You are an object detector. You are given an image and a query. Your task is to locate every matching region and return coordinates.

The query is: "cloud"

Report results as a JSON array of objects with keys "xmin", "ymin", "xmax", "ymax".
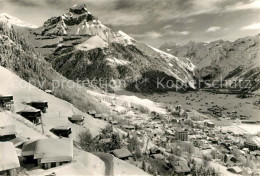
[
  {"xmin": 165, "ymin": 30, "xmax": 190, "ymax": 36},
  {"xmin": 99, "ymin": 12, "xmax": 144, "ymax": 26},
  {"xmin": 206, "ymin": 26, "xmax": 221, "ymax": 32},
  {"xmin": 226, "ymin": 0, "xmax": 260, "ymax": 11},
  {"xmin": 131, "ymin": 31, "xmax": 162, "ymax": 39},
  {"xmin": 241, "ymin": 22, "xmax": 260, "ymax": 30}
]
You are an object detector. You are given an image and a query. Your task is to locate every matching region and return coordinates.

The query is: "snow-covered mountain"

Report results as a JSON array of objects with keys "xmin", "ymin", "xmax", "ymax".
[
  {"xmin": 0, "ymin": 13, "xmax": 38, "ymax": 28},
  {"xmin": 28, "ymin": 4, "xmax": 196, "ymax": 92},
  {"xmin": 160, "ymin": 35, "xmax": 260, "ymax": 91}
]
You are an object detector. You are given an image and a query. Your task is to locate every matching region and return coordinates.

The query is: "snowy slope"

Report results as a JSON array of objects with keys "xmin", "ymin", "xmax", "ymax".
[
  {"xmin": 114, "ymin": 158, "xmax": 150, "ymax": 176},
  {"xmin": 0, "ymin": 66, "xmax": 106, "ymax": 138},
  {"xmin": 0, "ymin": 66, "xmax": 151, "ymax": 176},
  {"xmin": 0, "ymin": 13, "xmax": 37, "ymax": 28}
]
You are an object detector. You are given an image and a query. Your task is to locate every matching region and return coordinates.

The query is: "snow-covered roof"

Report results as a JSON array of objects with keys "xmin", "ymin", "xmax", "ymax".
[
  {"xmin": 71, "ymin": 115, "xmax": 84, "ymax": 121},
  {"xmin": 52, "ymin": 126, "xmax": 71, "ymax": 130},
  {"xmin": 227, "ymin": 166, "xmax": 242, "ymax": 174},
  {"xmin": 0, "ymin": 125, "xmax": 17, "ymax": 136},
  {"xmin": 0, "ymin": 142, "xmax": 20, "ymax": 171},
  {"xmin": 19, "ymin": 108, "xmax": 41, "ymax": 113},
  {"xmin": 34, "ymin": 138, "xmax": 73, "ymax": 163},
  {"xmin": 11, "ymin": 136, "xmax": 28, "ymax": 147},
  {"xmin": 111, "ymin": 148, "xmax": 132, "ymax": 159}
]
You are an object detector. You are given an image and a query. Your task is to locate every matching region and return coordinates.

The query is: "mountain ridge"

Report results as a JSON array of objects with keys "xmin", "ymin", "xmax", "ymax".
[
  {"xmin": 24, "ymin": 4, "xmax": 197, "ymax": 93},
  {"xmin": 160, "ymin": 34, "xmax": 260, "ymax": 91}
]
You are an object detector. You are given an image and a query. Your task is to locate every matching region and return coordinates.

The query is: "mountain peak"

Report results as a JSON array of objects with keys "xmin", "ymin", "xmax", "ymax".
[
  {"xmin": 0, "ymin": 13, "xmax": 38, "ymax": 28},
  {"xmin": 70, "ymin": 4, "xmax": 89, "ymax": 14}
]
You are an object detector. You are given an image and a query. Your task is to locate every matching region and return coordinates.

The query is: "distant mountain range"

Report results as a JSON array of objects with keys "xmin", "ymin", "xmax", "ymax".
[{"xmin": 160, "ymin": 35, "xmax": 260, "ymax": 92}]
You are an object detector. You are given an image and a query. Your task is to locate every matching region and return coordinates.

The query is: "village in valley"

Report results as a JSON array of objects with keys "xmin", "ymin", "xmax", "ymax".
[{"xmin": 0, "ymin": 67, "xmax": 260, "ymax": 176}]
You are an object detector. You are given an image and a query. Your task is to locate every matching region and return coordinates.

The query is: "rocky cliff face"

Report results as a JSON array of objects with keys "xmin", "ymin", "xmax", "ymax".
[
  {"xmin": 28, "ymin": 4, "xmax": 196, "ymax": 93},
  {"xmin": 160, "ymin": 35, "xmax": 260, "ymax": 91}
]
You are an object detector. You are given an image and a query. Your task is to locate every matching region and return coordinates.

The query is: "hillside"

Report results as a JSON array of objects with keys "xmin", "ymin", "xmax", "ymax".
[
  {"xmin": 0, "ymin": 66, "xmax": 149, "ymax": 176},
  {"xmin": 160, "ymin": 35, "xmax": 260, "ymax": 91},
  {"xmin": 25, "ymin": 4, "xmax": 196, "ymax": 93},
  {"xmin": 0, "ymin": 20, "xmax": 113, "ymax": 114}
]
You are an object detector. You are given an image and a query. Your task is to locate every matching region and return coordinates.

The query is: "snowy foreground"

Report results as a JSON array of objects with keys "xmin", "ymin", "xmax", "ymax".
[{"xmin": 0, "ymin": 66, "xmax": 149, "ymax": 176}]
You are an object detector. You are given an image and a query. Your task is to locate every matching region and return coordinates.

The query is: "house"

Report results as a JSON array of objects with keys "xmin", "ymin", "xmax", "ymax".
[
  {"xmin": 205, "ymin": 121, "xmax": 215, "ymax": 128},
  {"xmin": 34, "ymin": 138, "xmax": 73, "ymax": 169},
  {"xmin": 29, "ymin": 101, "xmax": 48, "ymax": 113},
  {"xmin": 110, "ymin": 148, "xmax": 133, "ymax": 160},
  {"xmin": 21, "ymin": 140, "xmax": 37, "ymax": 164},
  {"xmin": 150, "ymin": 147, "xmax": 161, "ymax": 154},
  {"xmin": 88, "ymin": 110, "xmax": 96, "ymax": 116},
  {"xmin": 98, "ymin": 138, "xmax": 111, "ymax": 144},
  {"xmin": 175, "ymin": 131, "xmax": 188, "ymax": 141},
  {"xmin": 227, "ymin": 166, "xmax": 242, "ymax": 174},
  {"xmin": 0, "ymin": 142, "xmax": 20, "ymax": 176},
  {"xmin": 110, "ymin": 120, "xmax": 118, "ymax": 125},
  {"xmin": 94, "ymin": 114, "xmax": 102, "ymax": 119},
  {"xmin": 150, "ymin": 153, "xmax": 165, "ymax": 160},
  {"xmin": 68, "ymin": 115, "xmax": 84, "ymax": 125},
  {"xmin": 17, "ymin": 109, "xmax": 41, "ymax": 124},
  {"xmin": 101, "ymin": 113, "xmax": 109, "ymax": 120},
  {"xmin": 0, "ymin": 94, "xmax": 14, "ymax": 110},
  {"xmin": 173, "ymin": 160, "xmax": 190, "ymax": 175},
  {"xmin": 50, "ymin": 126, "xmax": 72, "ymax": 137},
  {"xmin": 122, "ymin": 125, "xmax": 135, "ymax": 131},
  {"xmin": 245, "ymin": 140, "xmax": 259, "ymax": 151},
  {"xmin": 0, "ymin": 125, "xmax": 17, "ymax": 141},
  {"xmin": 22, "ymin": 138, "xmax": 73, "ymax": 169}
]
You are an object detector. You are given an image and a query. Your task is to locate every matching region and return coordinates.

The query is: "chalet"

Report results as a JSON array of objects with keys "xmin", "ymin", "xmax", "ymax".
[
  {"xmin": 241, "ymin": 120, "xmax": 258, "ymax": 124},
  {"xmin": 205, "ymin": 121, "xmax": 215, "ymax": 128},
  {"xmin": 22, "ymin": 138, "xmax": 73, "ymax": 169},
  {"xmin": 29, "ymin": 101, "xmax": 48, "ymax": 113},
  {"xmin": 17, "ymin": 109, "xmax": 41, "ymax": 124},
  {"xmin": 122, "ymin": 125, "xmax": 135, "ymax": 131},
  {"xmin": 94, "ymin": 114, "xmax": 102, "ymax": 119},
  {"xmin": 150, "ymin": 147, "xmax": 161, "ymax": 154},
  {"xmin": 50, "ymin": 126, "xmax": 72, "ymax": 137},
  {"xmin": 0, "ymin": 94, "xmax": 14, "ymax": 110},
  {"xmin": 150, "ymin": 153, "xmax": 165, "ymax": 160},
  {"xmin": 0, "ymin": 142, "xmax": 20, "ymax": 176},
  {"xmin": 68, "ymin": 115, "xmax": 85, "ymax": 125},
  {"xmin": 101, "ymin": 113, "xmax": 109, "ymax": 120},
  {"xmin": 109, "ymin": 120, "xmax": 118, "ymax": 125},
  {"xmin": 21, "ymin": 140, "xmax": 37, "ymax": 164},
  {"xmin": 244, "ymin": 140, "xmax": 259, "ymax": 151},
  {"xmin": 34, "ymin": 138, "xmax": 73, "ymax": 169},
  {"xmin": 88, "ymin": 110, "xmax": 96, "ymax": 117},
  {"xmin": 0, "ymin": 125, "xmax": 17, "ymax": 141},
  {"xmin": 110, "ymin": 148, "xmax": 133, "ymax": 160},
  {"xmin": 98, "ymin": 138, "xmax": 111, "ymax": 144}
]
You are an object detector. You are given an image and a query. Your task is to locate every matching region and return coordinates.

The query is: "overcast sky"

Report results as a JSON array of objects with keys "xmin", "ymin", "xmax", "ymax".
[{"xmin": 0, "ymin": 0, "xmax": 260, "ymax": 47}]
